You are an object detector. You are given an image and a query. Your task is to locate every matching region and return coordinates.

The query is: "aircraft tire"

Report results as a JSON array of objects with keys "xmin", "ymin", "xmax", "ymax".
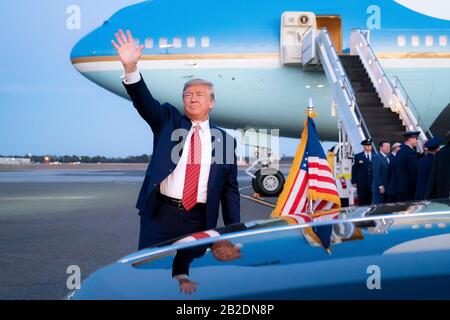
[{"xmin": 254, "ymin": 169, "xmax": 285, "ymax": 197}]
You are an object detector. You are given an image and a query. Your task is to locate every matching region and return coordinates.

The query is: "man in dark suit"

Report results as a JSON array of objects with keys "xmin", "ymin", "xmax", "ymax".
[
  {"xmin": 112, "ymin": 29, "xmax": 240, "ymax": 250},
  {"xmin": 372, "ymin": 141, "xmax": 391, "ymax": 204},
  {"xmin": 394, "ymin": 131, "xmax": 420, "ymax": 201},
  {"xmin": 352, "ymin": 138, "xmax": 375, "ymax": 205},
  {"xmin": 426, "ymin": 131, "xmax": 450, "ymax": 199},
  {"xmin": 386, "ymin": 142, "xmax": 400, "ymax": 202},
  {"xmin": 415, "ymin": 137, "xmax": 441, "ymax": 200}
]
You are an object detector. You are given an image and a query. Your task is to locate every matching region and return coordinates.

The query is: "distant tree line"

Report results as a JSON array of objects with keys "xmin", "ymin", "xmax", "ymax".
[
  {"xmin": 0, "ymin": 154, "xmax": 152, "ymax": 164},
  {"xmin": 1, "ymin": 154, "xmax": 295, "ymax": 164},
  {"xmin": 279, "ymin": 156, "xmax": 295, "ymax": 163},
  {"xmin": 238, "ymin": 156, "xmax": 294, "ymax": 164}
]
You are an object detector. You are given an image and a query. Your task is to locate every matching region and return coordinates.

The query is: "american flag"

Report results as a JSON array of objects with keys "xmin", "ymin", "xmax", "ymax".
[
  {"xmin": 173, "ymin": 230, "xmax": 221, "ymax": 244},
  {"xmin": 272, "ymin": 115, "xmax": 341, "ymax": 218}
]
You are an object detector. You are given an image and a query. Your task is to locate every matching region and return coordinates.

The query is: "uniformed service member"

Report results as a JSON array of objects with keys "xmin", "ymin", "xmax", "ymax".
[
  {"xmin": 352, "ymin": 138, "xmax": 375, "ymax": 205},
  {"xmin": 394, "ymin": 131, "xmax": 420, "ymax": 201},
  {"xmin": 415, "ymin": 137, "xmax": 442, "ymax": 200}
]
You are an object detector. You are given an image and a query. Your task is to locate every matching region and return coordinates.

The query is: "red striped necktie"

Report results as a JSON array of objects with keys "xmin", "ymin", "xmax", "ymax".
[{"xmin": 182, "ymin": 125, "xmax": 202, "ymax": 211}]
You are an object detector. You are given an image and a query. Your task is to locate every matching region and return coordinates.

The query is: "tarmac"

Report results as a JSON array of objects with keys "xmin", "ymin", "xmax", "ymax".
[{"xmin": 0, "ymin": 164, "xmax": 286, "ymax": 299}]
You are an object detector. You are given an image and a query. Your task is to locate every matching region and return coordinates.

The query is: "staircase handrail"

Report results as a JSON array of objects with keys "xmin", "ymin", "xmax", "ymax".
[
  {"xmin": 392, "ymin": 75, "xmax": 434, "ymax": 139},
  {"xmin": 316, "ymin": 28, "xmax": 374, "ymax": 154},
  {"xmin": 350, "ymin": 29, "xmax": 429, "ymax": 151}
]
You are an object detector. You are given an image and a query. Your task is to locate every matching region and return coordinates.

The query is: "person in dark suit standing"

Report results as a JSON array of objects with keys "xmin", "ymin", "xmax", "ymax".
[
  {"xmin": 426, "ymin": 131, "xmax": 450, "ymax": 199},
  {"xmin": 386, "ymin": 142, "xmax": 400, "ymax": 203},
  {"xmin": 352, "ymin": 138, "xmax": 375, "ymax": 205},
  {"xmin": 372, "ymin": 141, "xmax": 391, "ymax": 204},
  {"xmin": 415, "ymin": 137, "xmax": 441, "ymax": 200},
  {"xmin": 111, "ymin": 29, "xmax": 240, "ymax": 249},
  {"xmin": 394, "ymin": 131, "xmax": 420, "ymax": 201}
]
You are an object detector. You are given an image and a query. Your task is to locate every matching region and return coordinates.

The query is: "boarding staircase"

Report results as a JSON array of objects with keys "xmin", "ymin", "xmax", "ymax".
[
  {"xmin": 279, "ymin": 10, "xmax": 434, "ymax": 154},
  {"xmin": 339, "ymin": 54, "xmax": 406, "ymax": 145},
  {"xmin": 309, "ymin": 28, "xmax": 432, "ymax": 154},
  {"xmin": 279, "ymin": 11, "xmax": 434, "ymax": 202}
]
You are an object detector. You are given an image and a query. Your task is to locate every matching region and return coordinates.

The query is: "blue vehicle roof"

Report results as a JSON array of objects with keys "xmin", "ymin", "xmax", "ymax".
[{"xmin": 70, "ymin": 198, "xmax": 450, "ymax": 299}]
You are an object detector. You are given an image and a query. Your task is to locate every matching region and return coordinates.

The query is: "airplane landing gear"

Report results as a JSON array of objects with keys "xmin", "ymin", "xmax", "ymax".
[
  {"xmin": 246, "ymin": 147, "xmax": 285, "ymax": 197},
  {"xmin": 252, "ymin": 169, "xmax": 285, "ymax": 197}
]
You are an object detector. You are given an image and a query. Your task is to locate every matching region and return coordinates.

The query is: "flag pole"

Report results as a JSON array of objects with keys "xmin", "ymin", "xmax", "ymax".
[
  {"xmin": 307, "ymin": 97, "xmax": 314, "ymax": 215},
  {"xmin": 309, "ymin": 198, "xmax": 314, "ymax": 215},
  {"xmin": 307, "ymin": 97, "xmax": 314, "ymax": 118},
  {"xmin": 306, "ymin": 97, "xmax": 317, "ymax": 118}
]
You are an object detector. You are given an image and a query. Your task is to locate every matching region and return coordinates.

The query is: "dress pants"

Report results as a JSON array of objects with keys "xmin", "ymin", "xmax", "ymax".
[
  {"xmin": 396, "ymin": 193, "xmax": 414, "ymax": 202},
  {"xmin": 138, "ymin": 201, "xmax": 207, "ymax": 250},
  {"xmin": 385, "ymin": 194, "xmax": 397, "ymax": 203},
  {"xmin": 357, "ymin": 187, "xmax": 372, "ymax": 206},
  {"xmin": 372, "ymin": 191, "xmax": 386, "ymax": 205}
]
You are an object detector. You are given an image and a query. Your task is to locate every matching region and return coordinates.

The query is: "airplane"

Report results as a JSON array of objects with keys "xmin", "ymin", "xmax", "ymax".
[{"xmin": 70, "ymin": 0, "xmax": 450, "ymax": 196}]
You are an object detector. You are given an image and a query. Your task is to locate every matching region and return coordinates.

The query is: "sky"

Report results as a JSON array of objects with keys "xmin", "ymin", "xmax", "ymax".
[{"xmin": 0, "ymin": 0, "xmax": 305, "ymax": 158}]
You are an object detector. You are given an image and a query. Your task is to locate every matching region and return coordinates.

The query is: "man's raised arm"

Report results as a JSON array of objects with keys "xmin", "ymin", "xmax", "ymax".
[{"xmin": 112, "ymin": 29, "xmax": 168, "ymax": 133}]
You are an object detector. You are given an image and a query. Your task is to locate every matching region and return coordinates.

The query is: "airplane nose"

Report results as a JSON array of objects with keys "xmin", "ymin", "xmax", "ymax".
[
  {"xmin": 70, "ymin": 0, "xmax": 156, "ymax": 77},
  {"xmin": 71, "ymin": 18, "xmax": 114, "ymax": 59},
  {"xmin": 69, "ymin": 20, "xmax": 133, "ymax": 97},
  {"xmin": 70, "ymin": 29, "xmax": 100, "ymax": 74},
  {"xmin": 70, "ymin": 21, "xmax": 115, "ymax": 78}
]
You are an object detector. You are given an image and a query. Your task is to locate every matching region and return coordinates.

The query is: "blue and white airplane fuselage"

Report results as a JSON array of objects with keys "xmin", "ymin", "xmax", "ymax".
[{"xmin": 71, "ymin": 0, "xmax": 450, "ymax": 139}]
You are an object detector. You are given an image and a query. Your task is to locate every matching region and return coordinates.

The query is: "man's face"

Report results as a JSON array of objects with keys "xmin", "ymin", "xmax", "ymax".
[
  {"xmin": 363, "ymin": 145, "xmax": 372, "ymax": 153},
  {"xmin": 211, "ymin": 240, "xmax": 241, "ymax": 261},
  {"xmin": 380, "ymin": 142, "xmax": 390, "ymax": 154},
  {"xmin": 392, "ymin": 145, "xmax": 400, "ymax": 154},
  {"xmin": 408, "ymin": 137, "xmax": 418, "ymax": 148},
  {"xmin": 182, "ymin": 84, "xmax": 214, "ymax": 121}
]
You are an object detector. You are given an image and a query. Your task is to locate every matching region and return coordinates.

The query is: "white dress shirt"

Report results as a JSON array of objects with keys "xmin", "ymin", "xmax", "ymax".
[
  {"xmin": 121, "ymin": 69, "xmax": 212, "ymax": 203},
  {"xmin": 159, "ymin": 120, "xmax": 212, "ymax": 203},
  {"xmin": 121, "ymin": 69, "xmax": 141, "ymax": 84}
]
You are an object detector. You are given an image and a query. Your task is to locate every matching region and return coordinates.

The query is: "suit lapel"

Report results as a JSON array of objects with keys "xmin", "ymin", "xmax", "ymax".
[
  {"xmin": 177, "ymin": 115, "xmax": 193, "ymax": 158},
  {"xmin": 181, "ymin": 115, "xmax": 192, "ymax": 131},
  {"xmin": 207, "ymin": 164, "xmax": 218, "ymax": 196},
  {"xmin": 383, "ymin": 155, "xmax": 389, "ymax": 167},
  {"xmin": 207, "ymin": 125, "xmax": 220, "ymax": 195}
]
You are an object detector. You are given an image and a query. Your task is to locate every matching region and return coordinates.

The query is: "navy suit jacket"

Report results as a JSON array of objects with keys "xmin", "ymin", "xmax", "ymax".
[
  {"xmin": 123, "ymin": 75, "xmax": 240, "ymax": 229},
  {"xmin": 386, "ymin": 153, "xmax": 396, "ymax": 196},
  {"xmin": 394, "ymin": 144, "xmax": 418, "ymax": 196},
  {"xmin": 371, "ymin": 153, "xmax": 390, "ymax": 192},
  {"xmin": 351, "ymin": 152, "xmax": 375, "ymax": 188},
  {"xmin": 426, "ymin": 144, "xmax": 450, "ymax": 199},
  {"xmin": 415, "ymin": 154, "xmax": 434, "ymax": 200}
]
